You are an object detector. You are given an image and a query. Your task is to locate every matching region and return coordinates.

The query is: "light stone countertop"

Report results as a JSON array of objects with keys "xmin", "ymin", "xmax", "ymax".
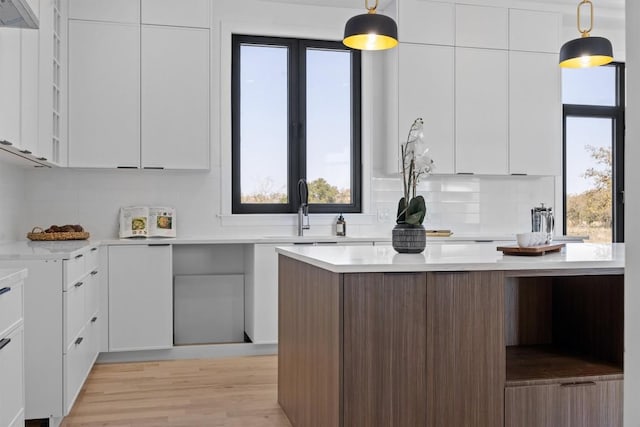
[{"xmin": 275, "ymin": 242, "xmax": 625, "ymax": 274}]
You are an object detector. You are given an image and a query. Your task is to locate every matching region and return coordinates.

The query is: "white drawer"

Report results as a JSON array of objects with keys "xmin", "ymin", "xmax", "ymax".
[
  {"xmin": 0, "ymin": 280, "xmax": 23, "ymax": 337},
  {"xmin": 64, "ymin": 327, "xmax": 87, "ymax": 415},
  {"xmin": 64, "ymin": 277, "xmax": 86, "ymax": 348},
  {"xmin": 64, "ymin": 253, "xmax": 86, "ymax": 290},
  {"xmin": 0, "ymin": 327, "xmax": 24, "ymax": 427},
  {"xmin": 85, "ymin": 268, "xmax": 100, "ymax": 319},
  {"xmin": 86, "ymin": 246, "xmax": 99, "ymax": 271}
]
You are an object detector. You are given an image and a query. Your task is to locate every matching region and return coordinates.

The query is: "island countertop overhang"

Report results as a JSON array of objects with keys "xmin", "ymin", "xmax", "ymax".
[{"xmin": 275, "ymin": 242, "xmax": 624, "ymax": 274}]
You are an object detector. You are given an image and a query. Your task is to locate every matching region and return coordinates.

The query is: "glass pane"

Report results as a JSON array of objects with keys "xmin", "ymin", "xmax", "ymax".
[
  {"xmin": 240, "ymin": 44, "xmax": 288, "ymax": 204},
  {"xmin": 565, "ymin": 117, "xmax": 613, "ymax": 243},
  {"xmin": 562, "ymin": 66, "xmax": 616, "ymax": 106},
  {"xmin": 306, "ymin": 48, "xmax": 352, "ymax": 204}
]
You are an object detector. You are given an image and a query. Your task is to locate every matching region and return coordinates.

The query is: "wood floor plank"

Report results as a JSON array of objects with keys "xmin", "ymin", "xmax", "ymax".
[{"xmin": 59, "ymin": 355, "xmax": 292, "ymax": 427}]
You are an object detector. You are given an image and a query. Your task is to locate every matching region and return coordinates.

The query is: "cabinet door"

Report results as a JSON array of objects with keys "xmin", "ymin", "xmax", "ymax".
[
  {"xmin": 426, "ymin": 271, "xmax": 505, "ymax": 426},
  {"xmin": 562, "ymin": 380, "xmax": 623, "ymax": 427},
  {"xmin": 398, "ymin": 0, "xmax": 454, "ymax": 45},
  {"xmin": 505, "ymin": 384, "xmax": 562, "ymax": 427},
  {"xmin": 509, "ymin": 9, "xmax": 561, "ymax": 53},
  {"xmin": 108, "ymin": 245, "xmax": 173, "ymax": 351},
  {"xmin": 68, "ymin": 0, "xmax": 140, "ymax": 23},
  {"xmin": 456, "ymin": 4, "xmax": 508, "ymax": 49},
  {"xmin": 398, "ymin": 44, "xmax": 454, "ymax": 174},
  {"xmin": 455, "ymin": 48, "xmax": 508, "ymax": 175},
  {"xmin": 68, "ymin": 20, "xmax": 140, "ymax": 168},
  {"xmin": 0, "ymin": 28, "xmax": 22, "ymax": 146},
  {"xmin": 0, "ymin": 327, "xmax": 24, "ymax": 427},
  {"xmin": 141, "ymin": 25, "xmax": 210, "ymax": 170},
  {"xmin": 20, "ymin": 28, "xmax": 39, "ymax": 155},
  {"xmin": 509, "ymin": 51, "xmax": 561, "ymax": 176},
  {"xmin": 141, "ymin": 0, "xmax": 210, "ymax": 28}
]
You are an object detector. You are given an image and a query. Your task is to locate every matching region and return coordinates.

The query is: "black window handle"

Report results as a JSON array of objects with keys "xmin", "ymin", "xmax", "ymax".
[
  {"xmin": 0, "ymin": 287, "xmax": 11, "ymax": 296},
  {"xmin": 0, "ymin": 338, "xmax": 11, "ymax": 351},
  {"xmin": 74, "ymin": 281, "xmax": 84, "ymax": 288},
  {"xmin": 75, "ymin": 337, "xmax": 84, "ymax": 345},
  {"xmin": 91, "ymin": 317, "xmax": 98, "ymax": 323}
]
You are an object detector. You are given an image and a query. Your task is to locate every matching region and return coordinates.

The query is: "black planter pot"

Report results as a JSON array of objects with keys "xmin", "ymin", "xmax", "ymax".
[{"xmin": 392, "ymin": 223, "xmax": 426, "ymax": 254}]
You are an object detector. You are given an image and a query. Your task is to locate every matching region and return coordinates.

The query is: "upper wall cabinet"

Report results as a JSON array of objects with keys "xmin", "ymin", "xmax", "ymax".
[
  {"xmin": 509, "ymin": 51, "xmax": 561, "ymax": 176},
  {"xmin": 141, "ymin": 0, "xmax": 210, "ymax": 28},
  {"xmin": 509, "ymin": 9, "xmax": 561, "ymax": 53},
  {"xmin": 398, "ymin": 0, "xmax": 454, "ymax": 45},
  {"xmin": 455, "ymin": 4, "xmax": 508, "ymax": 50},
  {"xmin": 141, "ymin": 25, "xmax": 210, "ymax": 170},
  {"xmin": 68, "ymin": 21, "xmax": 141, "ymax": 168},
  {"xmin": 68, "ymin": 0, "xmax": 140, "ymax": 23},
  {"xmin": 455, "ymin": 48, "xmax": 509, "ymax": 175},
  {"xmin": 398, "ymin": 43, "xmax": 455, "ymax": 174},
  {"xmin": 0, "ymin": 29, "xmax": 22, "ymax": 148}
]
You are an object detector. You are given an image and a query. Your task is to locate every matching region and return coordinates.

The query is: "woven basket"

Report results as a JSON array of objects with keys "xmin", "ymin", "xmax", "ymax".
[{"xmin": 27, "ymin": 227, "xmax": 90, "ymax": 241}]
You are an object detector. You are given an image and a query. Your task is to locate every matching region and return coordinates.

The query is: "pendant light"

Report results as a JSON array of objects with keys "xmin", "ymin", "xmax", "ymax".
[
  {"xmin": 343, "ymin": 0, "xmax": 398, "ymax": 51},
  {"xmin": 559, "ymin": 0, "xmax": 613, "ymax": 68}
]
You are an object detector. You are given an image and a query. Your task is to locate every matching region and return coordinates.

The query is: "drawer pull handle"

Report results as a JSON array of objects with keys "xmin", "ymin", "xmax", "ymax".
[
  {"xmin": 560, "ymin": 381, "xmax": 597, "ymax": 388},
  {"xmin": 75, "ymin": 337, "xmax": 84, "ymax": 345},
  {"xmin": 0, "ymin": 287, "xmax": 10, "ymax": 296},
  {"xmin": 148, "ymin": 244, "xmax": 170, "ymax": 247},
  {"xmin": 74, "ymin": 281, "xmax": 84, "ymax": 288},
  {"xmin": 91, "ymin": 247, "xmax": 98, "ymax": 252},
  {"xmin": 0, "ymin": 338, "xmax": 10, "ymax": 351},
  {"xmin": 91, "ymin": 317, "xmax": 98, "ymax": 323},
  {"xmin": 75, "ymin": 254, "xmax": 84, "ymax": 259},
  {"xmin": 91, "ymin": 270, "xmax": 98, "ymax": 276}
]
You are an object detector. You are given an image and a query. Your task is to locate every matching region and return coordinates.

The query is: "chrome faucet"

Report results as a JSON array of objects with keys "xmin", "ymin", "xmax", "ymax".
[{"xmin": 297, "ymin": 178, "xmax": 310, "ymax": 236}]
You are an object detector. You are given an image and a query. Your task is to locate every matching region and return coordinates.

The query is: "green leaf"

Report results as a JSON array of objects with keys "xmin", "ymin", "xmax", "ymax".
[
  {"xmin": 396, "ymin": 197, "xmax": 407, "ymax": 223},
  {"xmin": 405, "ymin": 196, "xmax": 426, "ymax": 225}
]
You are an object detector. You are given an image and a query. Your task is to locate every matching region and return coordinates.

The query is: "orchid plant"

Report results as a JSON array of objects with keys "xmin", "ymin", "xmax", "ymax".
[{"xmin": 396, "ymin": 118, "xmax": 434, "ymax": 225}]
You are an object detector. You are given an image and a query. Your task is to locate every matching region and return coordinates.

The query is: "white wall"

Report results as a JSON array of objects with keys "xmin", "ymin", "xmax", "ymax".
[
  {"xmin": 625, "ymin": 2, "xmax": 638, "ymax": 426},
  {"xmin": 16, "ymin": 0, "xmax": 624, "ymax": 240},
  {"xmin": 0, "ymin": 160, "xmax": 26, "ymax": 241}
]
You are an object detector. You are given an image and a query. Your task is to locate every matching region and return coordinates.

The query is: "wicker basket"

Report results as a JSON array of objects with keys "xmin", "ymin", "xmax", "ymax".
[{"xmin": 27, "ymin": 227, "xmax": 90, "ymax": 241}]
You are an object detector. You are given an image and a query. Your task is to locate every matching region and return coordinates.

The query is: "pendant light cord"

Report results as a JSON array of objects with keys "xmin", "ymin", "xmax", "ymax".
[
  {"xmin": 578, "ymin": 0, "xmax": 594, "ymax": 38},
  {"xmin": 365, "ymin": 0, "xmax": 378, "ymax": 14}
]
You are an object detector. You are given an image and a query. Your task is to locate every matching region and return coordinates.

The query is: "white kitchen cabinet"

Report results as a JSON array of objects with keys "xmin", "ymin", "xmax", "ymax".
[
  {"xmin": 509, "ymin": 9, "xmax": 561, "ymax": 54},
  {"xmin": 455, "ymin": 4, "xmax": 508, "ymax": 50},
  {"xmin": 25, "ymin": 0, "xmax": 39, "ymax": 20},
  {"xmin": 398, "ymin": 43, "xmax": 454, "ymax": 174},
  {"xmin": 509, "ymin": 51, "xmax": 562, "ymax": 176},
  {"xmin": 0, "ymin": 271, "xmax": 25, "ymax": 427},
  {"xmin": 141, "ymin": 25, "xmax": 210, "ymax": 169},
  {"xmin": 108, "ymin": 245, "xmax": 173, "ymax": 351},
  {"xmin": 68, "ymin": 0, "xmax": 140, "ymax": 24},
  {"xmin": 141, "ymin": 0, "xmax": 210, "ymax": 28},
  {"xmin": 0, "ymin": 29, "xmax": 22, "ymax": 147},
  {"xmin": 455, "ymin": 47, "xmax": 509, "ymax": 175},
  {"xmin": 20, "ymin": 27, "xmax": 40, "ymax": 156},
  {"xmin": 398, "ymin": 0, "xmax": 454, "ymax": 45},
  {"xmin": 68, "ymin": 20, "xmax": 140, "ymax": 168}
]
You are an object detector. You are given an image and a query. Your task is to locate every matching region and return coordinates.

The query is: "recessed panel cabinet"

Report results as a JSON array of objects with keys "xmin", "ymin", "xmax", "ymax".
[
  {"xmin": 141, "ymin": 0, "xmax": 210, "ymax": 28},
  {"xmin": 68, "ymin": 0, "xmax": 140, "ymax": 23}
]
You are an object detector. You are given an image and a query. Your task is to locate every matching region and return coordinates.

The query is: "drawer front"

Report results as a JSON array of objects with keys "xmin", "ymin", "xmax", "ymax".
[
  {"xmin": 64, "ymin": 326, "xmax": 87, "ymax": 415},
  {"xmin": 64, "ymin": 278, "xmax": 86, "ymax": 348},
  {"xmin": 85, "ymin": 268, "xmax": 100, "ymax": 318},
  {"xmin": 506, "ymin": 380, "xmax": 623, "ymax": 427},
  {"xmin": 0, "ymin": 280, "xmax": 23, "ymax": 337},
  {"xmin": 0, "ymin": 327, "xmax": 24, "ymax": 427},
  {"xmin": 86, "ymin": 246, "xmax": 99, "ymax": 271},
  {"xmin": 64, "ymin": 253, "xmax": 87, "ymax": 290}
]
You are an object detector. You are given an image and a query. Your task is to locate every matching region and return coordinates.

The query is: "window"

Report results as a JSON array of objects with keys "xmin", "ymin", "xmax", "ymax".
[
  {"xmin": 232, "ymin": 35, "xmax": 361, "ymax": 214},
  {"xmin": 562, "ymin": 63, "xmax": 625, "ymax": 243}
]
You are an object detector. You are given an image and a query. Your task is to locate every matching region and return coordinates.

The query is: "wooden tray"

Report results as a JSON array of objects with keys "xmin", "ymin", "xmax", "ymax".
[{"xmin": 497, "ymin": 243, "xmax": 565, "ymax": 256}]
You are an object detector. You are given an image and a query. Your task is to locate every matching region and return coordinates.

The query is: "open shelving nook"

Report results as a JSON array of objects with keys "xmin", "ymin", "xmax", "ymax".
[{"xmin": 504, "ymin": 272, "xmax": 624, "ymax": 426}]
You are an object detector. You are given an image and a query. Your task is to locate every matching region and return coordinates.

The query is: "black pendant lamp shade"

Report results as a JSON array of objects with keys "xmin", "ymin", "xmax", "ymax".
[
  {"xmin": 559, "ymin": 0, "xmax": 613, "ymax": 68},
  {"xmin": 343, "ymin": 0, "xmax": 398, "ymax": 51}
]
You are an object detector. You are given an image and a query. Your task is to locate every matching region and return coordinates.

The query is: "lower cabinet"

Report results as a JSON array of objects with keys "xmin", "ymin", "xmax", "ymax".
[
  {"xmin": 505, "ymin": 380, "xmax": 623, "ymax": 427},
  {"xmin": 108, "ymin": 245, "xmax": 173, "ymax": 351}
]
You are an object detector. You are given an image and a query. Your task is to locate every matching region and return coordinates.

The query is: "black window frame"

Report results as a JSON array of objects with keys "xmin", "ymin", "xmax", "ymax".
[
  {"xmin": 562, "ymin": 61, "xmax": 625, "ymax": 242},
  {"xmin": 231, "ymin": 34, "xmax": 362, "ymax": 214}
]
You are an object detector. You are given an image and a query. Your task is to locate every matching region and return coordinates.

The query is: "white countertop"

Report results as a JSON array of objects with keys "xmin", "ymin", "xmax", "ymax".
[
  {"xmin": 275, "ymin": 243, "xmax": 625, "ymax": 273},
  {"xmin": 0, "ymin": 268, "xmax": 28, "ymax": 284},
  {"xmin": 0, "ymin": 240, "xmax": 99, "ymax": 260}
]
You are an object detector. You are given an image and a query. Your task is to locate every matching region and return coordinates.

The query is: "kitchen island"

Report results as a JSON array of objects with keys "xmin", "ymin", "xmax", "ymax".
[{"xmin": 276, "ymin": 243, "xmax": 624, "ymax": 427}]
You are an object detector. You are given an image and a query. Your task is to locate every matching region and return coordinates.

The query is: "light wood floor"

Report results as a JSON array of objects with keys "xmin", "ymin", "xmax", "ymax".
[{"xmin": 59, "ymin": 355, "xmax": 292, "ymax": 427}]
